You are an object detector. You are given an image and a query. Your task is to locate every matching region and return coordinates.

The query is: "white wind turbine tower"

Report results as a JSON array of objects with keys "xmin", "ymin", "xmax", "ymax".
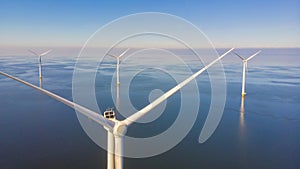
[
  {"xmin": 106, "ymin": 48, "xmax": 129, "ymax": 168},
  {"xmin": 0, "ymin": 48, "xmax": 233, "ymax": 169},
  {"xmin": 234, "ymin": 50, "xmax": 261, "ymax": 97},
  {"xmin": 29, "ymin": 49, "xmax": 52, "ymax": 84},
  {"xmin": 107, "ymin": 48, "xmax": 130, "ymax": 86}
]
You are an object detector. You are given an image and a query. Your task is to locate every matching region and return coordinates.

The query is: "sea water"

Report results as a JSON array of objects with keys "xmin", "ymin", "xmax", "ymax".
[{"xmin": 0, "ymin": 48, "xmax": 299, "ymax": 169}]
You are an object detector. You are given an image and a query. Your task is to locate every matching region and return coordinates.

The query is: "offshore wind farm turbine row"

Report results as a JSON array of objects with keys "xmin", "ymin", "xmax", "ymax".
[
  {"xmin": 107, "ymin": 48, "xmax": 262, "ymax": 97},
  {"xmin": 26, "ymin": 48, "xmax": 261, "ymax": 97}
]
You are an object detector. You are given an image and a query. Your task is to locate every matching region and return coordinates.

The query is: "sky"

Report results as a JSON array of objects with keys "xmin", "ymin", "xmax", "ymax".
[{"xmin": 0, "ymin": 0, "xmax": 299, "ymax": 52}]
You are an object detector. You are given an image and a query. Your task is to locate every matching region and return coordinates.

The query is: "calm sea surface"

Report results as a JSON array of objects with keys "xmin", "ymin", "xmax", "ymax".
[{"xmin": 0, "ymin": 48, "xmax": 299, "ymax": 169}]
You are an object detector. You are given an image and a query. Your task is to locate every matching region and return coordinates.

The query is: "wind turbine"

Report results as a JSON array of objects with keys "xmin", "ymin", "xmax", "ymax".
[
  {"xmin": 234, "ymin": 50, "xmax": 261, "ymax": 97},
  {"xmin": 107, "ymin": 48, "xmax": 130, "ymax": 86},
  {"xmin": 0, "ymin": 48, "xmax": 233, "ymax": 169},
  {"xmin": 28, "ymin": 49, "xmax": 52, "ymax": 83}
]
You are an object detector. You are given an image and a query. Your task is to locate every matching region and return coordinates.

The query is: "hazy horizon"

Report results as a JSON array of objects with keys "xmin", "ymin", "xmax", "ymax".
[{"xmin": 0, "ymin": 46, "xmax": 299, "ymax": 57}]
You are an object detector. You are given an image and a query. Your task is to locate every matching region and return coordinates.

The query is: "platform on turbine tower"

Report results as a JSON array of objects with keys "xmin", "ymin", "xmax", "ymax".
[{"xmin": 104, "ymin": 108, "xmax": 116, "ymax": 120}]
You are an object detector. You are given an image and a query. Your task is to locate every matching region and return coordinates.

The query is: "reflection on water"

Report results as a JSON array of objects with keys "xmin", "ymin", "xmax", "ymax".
[
  {"xmin": 239, "ymin": 97, "xmax": 245, "ymax": 142},
  {"xmin": 238, "ymin": 96, "xmax": 246, "ymax": 163},
  {"xmin": 240, "ymin": 97, "xmax": 245, "ymax": 128}
]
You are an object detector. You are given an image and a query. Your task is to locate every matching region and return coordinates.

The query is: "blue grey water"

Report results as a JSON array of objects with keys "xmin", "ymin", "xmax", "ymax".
[{"xmin": 0, "ymin": 48, "xmax": 299, "ymax": 169}]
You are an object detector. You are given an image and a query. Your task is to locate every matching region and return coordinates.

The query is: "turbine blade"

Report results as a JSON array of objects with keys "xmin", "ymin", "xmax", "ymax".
[
  {"xmin": 28, "ymin": 50, "xmax": 39, "ymax": 56},
  {"xmin": 246, "ymin": 50, "xmax": 261, "ymax": 61},
  {"xmin": 233, "ymin": 52, "xmax": 245, "ymax": 60},
  {"xmin": 0, "ymin": 71, "xmax": 115, "ymax": 130},
  {"xmin": 118, "ymin": 48, "xmax": 130, "ymax": 58},
  {"xmin": 40, "ymin": 49, "xmax": 52, "ymax": 56},
  {"xmin": 107, "ymin": 53, "xmax": 118, "ymax": 58},
  {"xmin": 122, "ymin": 48, "xmax": 234, "ymax": 126}
]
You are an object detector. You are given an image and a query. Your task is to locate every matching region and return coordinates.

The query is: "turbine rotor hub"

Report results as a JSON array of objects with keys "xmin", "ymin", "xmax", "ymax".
[{"xmin": 113, "ymin": 122, "xmax": 127, "ymax": 137}]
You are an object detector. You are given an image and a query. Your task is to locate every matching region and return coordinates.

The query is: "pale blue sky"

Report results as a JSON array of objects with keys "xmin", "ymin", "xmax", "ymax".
[{"xmin": 0, "ymin": 0, "xmax": 299, "ymax": 49}]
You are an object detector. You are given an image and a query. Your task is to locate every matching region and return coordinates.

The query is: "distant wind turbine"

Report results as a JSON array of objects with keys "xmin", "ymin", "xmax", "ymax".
[
  {"xmin": 28, "ymin": 49, "xmax": 52, "ymax": 82},
  {"xmin": 0, "ymin": 48, "xmax": 233, "ymax": 169},
  {"xmin": 107, "ymin": 48, "xmax": 130, "ymax": 85},
  {"xmin": 234, "ymin": 50, "xmax": 261, "ymax": 97}
]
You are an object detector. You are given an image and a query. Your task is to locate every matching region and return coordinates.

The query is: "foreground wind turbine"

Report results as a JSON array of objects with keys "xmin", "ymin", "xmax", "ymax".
[
  {"xmin": 107, "ymin": 48, "xmax": 130, "ymax": 86},
  {"xmin": 234, "ymin": 50, "xmax": 261, "ymax": 97},
  {"xmin": 0, "ymin": 48, "xmax": 233, "ymax": 169},
  {"xmin": 28, "ymin": 49, "xmax": 52, "ymax": 82}
]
